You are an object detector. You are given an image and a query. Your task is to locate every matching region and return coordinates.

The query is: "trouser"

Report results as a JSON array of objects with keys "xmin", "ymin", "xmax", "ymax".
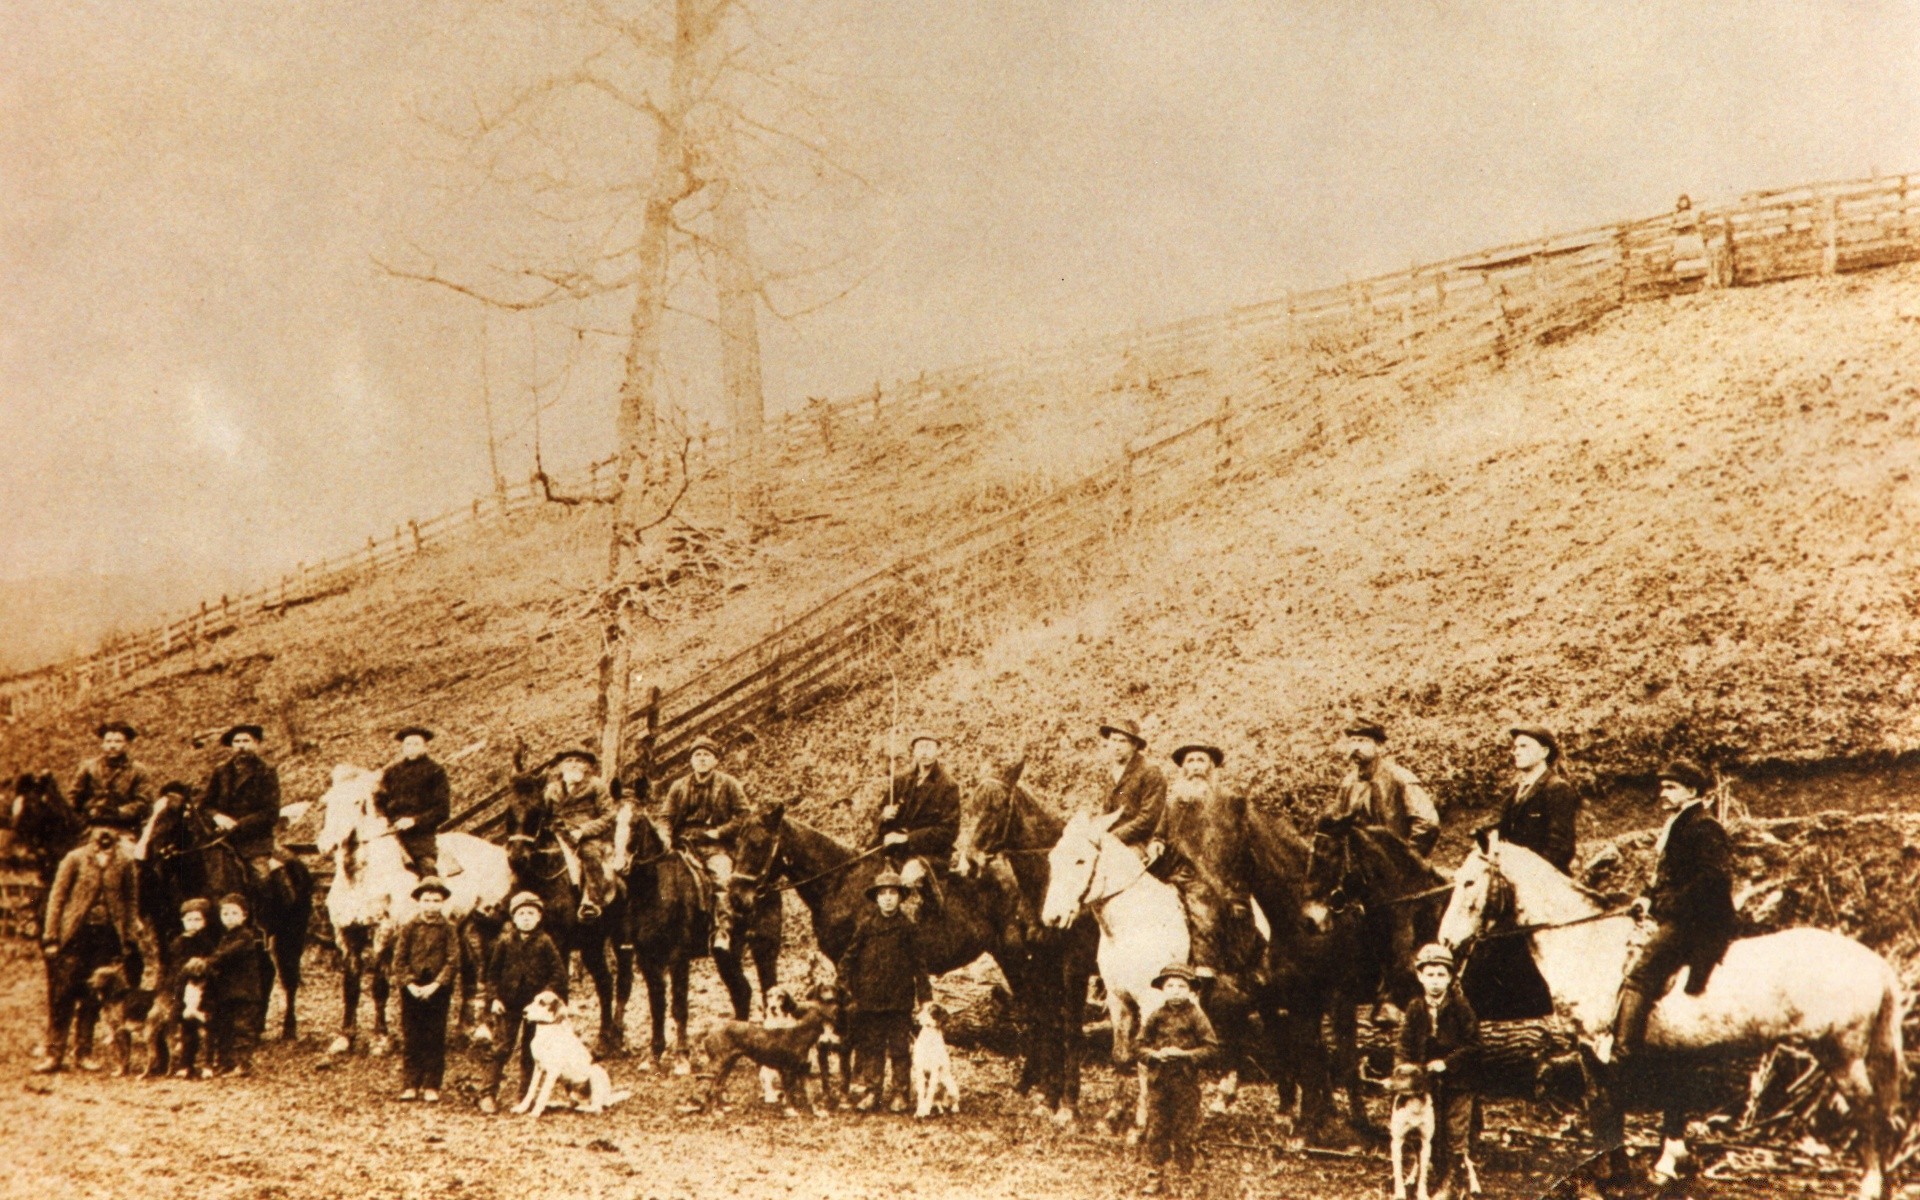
[
  {"xmin": 1615, "ymin": 920, "xmax": 1691, "ymax": 1056},
  {"xmin": 1143, "ymin": 1062, "xmax": 1203, "ymax": 1171},
  {"xmin": 1423, "ymin": 1085, "xmax": 1475, "ymax": 1191},
  {"xmin": 399, "ymin": 831, "xmax": 440, "ymax": 879},
  {"xmin": 45, "ymin": 923, "xmax": 125, "ymax": 1061},
  {"xmin": 176, "ymin": 1015, "xmax": 205, "ymax": 1073},
  {"xmin": 400, "ymin": 989, "xmax": 452, "ymax": 1089},
  {"xmin": 210, "ymin": 995, "xmax": 263, "ymax": 1070},
  {"xmin": 1169, "ymin": 879, "xmax": 1255, "ymax": 975},
  {"xmin": 485, "ymin": 1015, "xmax": 538, "ymax": 1101},
  {"xmin": 849, "ymin": 1010, "xmax": 912, "ymax": 1100}
]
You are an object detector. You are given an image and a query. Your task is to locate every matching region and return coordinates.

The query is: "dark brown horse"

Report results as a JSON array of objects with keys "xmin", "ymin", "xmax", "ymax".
[
  {"xmin": 1302, "ymin": 813, "xmax": 1449, "ymax": 1011},
  {"xmin": 7, "ymin": 773, "xmax": 83, "ymax": 928}
]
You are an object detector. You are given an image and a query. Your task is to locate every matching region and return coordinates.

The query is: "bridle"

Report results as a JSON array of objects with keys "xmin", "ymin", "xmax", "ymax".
[
  {"xmin": 1306, "ymin": 825, "xmax": 1362, "ymax": 917},
  {"xmin": 1063, "ymin": 827, "xmax": 1149, "ymax": 916}
]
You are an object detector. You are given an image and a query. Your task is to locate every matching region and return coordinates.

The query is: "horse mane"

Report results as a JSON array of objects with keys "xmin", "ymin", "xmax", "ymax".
[{"xmin": 1491, "ymin": 839, "xmax": 1606, "ymax": 913}]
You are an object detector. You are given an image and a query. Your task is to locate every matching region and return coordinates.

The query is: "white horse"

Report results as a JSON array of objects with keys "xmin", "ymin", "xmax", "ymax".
[
  {"xmin": 315, "ymin": 764, "xmax": 514, "ymax": 1055},
  {"xmin": 1440, "ymin": 836, "xmax": 1903, "ymax": 1200},
  {"xmin": 1041, "ymin": 810, "xmax": 1190, "ymax": 1133}
]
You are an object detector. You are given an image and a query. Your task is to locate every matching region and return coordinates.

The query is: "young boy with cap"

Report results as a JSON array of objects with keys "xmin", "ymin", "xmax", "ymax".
[
  {"xmin": 167, "ymin": 898, "xmax": 220, "ymax": 1078},
  {"xmin": 481, "ymin": 890, "xmax": 569, "ymax": 1113},
  {"xmin": 1396, "ymin": 943, "xmax": 1480, "ymax": 1200},
  {"xmin": 1137, "ymin": 963, "xmax": 1219, "ymax": 1194},
  {"xmin": 391, "ymin": 876, "xmax": 459, "ymax": 1101},
  {"xmin": 207, "ymin": 893, "xmax": 271, "ymax": 1077},
  {"xmin": 840, "ymin": 869, "xmax": 930, "ymax": 1113}
]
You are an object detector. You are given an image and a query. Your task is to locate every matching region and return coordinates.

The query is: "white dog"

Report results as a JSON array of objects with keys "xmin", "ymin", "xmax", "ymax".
[
  {"xmin": 911, "ymin": 1002, "xmax": 960, "ymax": 1119},
  {"xmin": 1387, "ymin": 1062, "xmax": 1437, "ymax": 1200},
  {"xmin": 514, "ymin": 991, "xmax": 630, "ymax": 1118}
]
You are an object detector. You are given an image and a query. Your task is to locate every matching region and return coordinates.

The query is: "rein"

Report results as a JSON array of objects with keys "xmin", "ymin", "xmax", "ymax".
[
  {"xmin": 769, "ymin": 841, "xmax": 886, "ymax": 896},
  {"xmin": 1476, "ymin": 904, "xmax": 1635, "ymax": 942}
]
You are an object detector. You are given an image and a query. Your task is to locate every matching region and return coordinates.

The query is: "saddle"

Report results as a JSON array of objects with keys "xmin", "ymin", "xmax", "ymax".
[{"xmin": 678, "ymin": 850, "xmax": 716, "ymax": 915}]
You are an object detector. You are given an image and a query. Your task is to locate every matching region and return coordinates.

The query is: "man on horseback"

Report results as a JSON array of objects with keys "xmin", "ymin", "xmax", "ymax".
[
  {"xmin": 70, "ymin": 721, "xmax": 152, "ymax": 859},
  {"xmin": 1098, "ymin": 717, "xmax": 1166, "ymax": 858},
  {"xmin": 1490, "ymin": 725, "xmax": 1580, "ymax": 874},
  {"xmin": 1328, "ymin": 719, "xmax": 1439, "ymax": 857},
  {"xmin": 870, "ymin": 731, "xmax": 960, "ymax": 921},
  {"xmin": 374, "ymin": 727, "xmax": 451, "ymax": 879},
  {"xmin": 1146, "ymin": 741, "xmax": 1258, "ymax": 976},
  {"xmin": 1603, "ymin": 758, "xmax": 1736, "ymax": 1066},
  {"xmin": 664, "ymin": 735, "xmax": 748, "ymax": 951},
  {"xmin": 544, "ymin": 747, "xmax": 619, "ymax": 918},
  {"xmin": 201, "ymin": 724, "xmax": 283, "ymax": 891}
]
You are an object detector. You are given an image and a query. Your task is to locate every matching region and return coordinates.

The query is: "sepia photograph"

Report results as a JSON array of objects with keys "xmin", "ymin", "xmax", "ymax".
[{"xmin": 3, "ymin": 3, "xmax": 1920, "ymax": 1198}]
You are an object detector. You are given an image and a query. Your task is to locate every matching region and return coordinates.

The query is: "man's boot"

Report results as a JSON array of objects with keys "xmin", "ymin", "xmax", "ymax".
[
  {"xmin": 1609, "ymin": 984, "xmax": 1652, "ymax": 1066},
  {"xmin": 73, "ymin": 1013, "xmax": 102, "ymax": 1072},
  {"xmin": 31, "ymin": 1033, "xmax": 66, "ymax": 1074}
]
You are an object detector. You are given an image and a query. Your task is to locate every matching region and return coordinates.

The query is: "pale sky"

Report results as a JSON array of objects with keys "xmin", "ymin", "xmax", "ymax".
[{"xmin": 3, "ymin": 0, "xmax": 1917, "ymax": 597}]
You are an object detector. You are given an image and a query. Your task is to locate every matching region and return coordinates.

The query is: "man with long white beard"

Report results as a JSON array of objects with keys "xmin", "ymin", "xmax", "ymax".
[{"xmin": 1145, "ymin": 741, "xmax": 1258, "ymax": 976}]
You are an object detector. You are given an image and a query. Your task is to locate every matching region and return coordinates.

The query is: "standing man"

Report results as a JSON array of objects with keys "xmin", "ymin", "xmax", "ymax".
[
  {"xmin": 1098, "ymin": 717, "xmax": 1166, "ymax": 858},
  {"xmin": 1146, "ymin": 741, "xmax": 1257, "ymax": 975},
  {"xmin": 545, "ymin": 747, "xmax": 619, "ymax": 918},
  {"xmin": 1492, "ymin": 725, "xmax": 1581, "ymax": 873},
  {"xmin": 201, "ymin": 723, "xmax": 283, "ymax": 890},
  {"xmin": 664, "ymin": 735, "xmax": 749, "ymax": 950},
  {"xmin": 870, "ymin": 731, "xmax": 961, "ymax": 919},
  {"xmin": 1329, "ymin": 719, "xmax": 1440, "ymax": 856},
  {"xmin": 1604, "ymin": 758, "xmax": 1736, "ymax": 1066},
  {"xmin": 70, "ymin": 721, "xmax": 152, "ymax": 856},
  {"xmin": 34, "ymin": 827, "xmax": 159, "ymax": 1073},
  {"xmin": 375, "ymin": 726, "xmax": 451, "ymax": 879}
]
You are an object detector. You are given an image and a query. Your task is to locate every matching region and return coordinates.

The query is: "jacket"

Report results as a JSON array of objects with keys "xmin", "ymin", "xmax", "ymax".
[
  {"xmin": 486, "ymin": 928, "xmax": 568, "ymax": 1008},
  {"xmin": 1139, "ymin": 995, "xmax": 1218, "ymax": 1080},
  {"xmin": 208, "ymin": 924, "xmax": 271, "ymax": 1004},
  {"xmin": 1398, "ymin": 987, "xmax": 1479, "ymax": 1080},
  {"xmin": 664, "ymin": 771, "xmax": 749, "ymax": 848},
  {"xmin": 839, "ymin": 908, "xmax": 930, "ymax": 1014},
  {"xmin": 871, "ymin": 763, "xmax": 961, "ymax": 859},
  {"xmin": 71, "ymin": 754, "xmax": 152, "ymax": 831},
  {"xmin": 202, "ymin": 752, "xmax": 282, "ymax": 857},
  {"xmin": 43, "ymin": 841, "xmax": 155, "ymax": 959},
  {"xmin": 375, "ymin": 756, "xmax": 451, "ymax": 834},
  {"xmin": 1332, "ymin": 756, "xmax": 1439, "ymax": 856},
  {"xmin": 1103, "ymin": 753, "xmax": 1168, "ymax": 847},
  {"xmin": 164, "ymin": 928, "xmax": 220, "ymax": 996},
  {"xmin": 1645, "ymin": 802, "xmax": 1737, "ymax": 949},
  {"xmin": 545, "ymin": 776, "xmax": 618, "ymax": 843},
  {"xmin": 391, "ymin": 911, "xmax": 461, "ymax": 991},
  {"xmin": 1152, "ymin": 779, "xmax": 1253, "ymax": 899},
  {"xmin": 1495, "ymin": 768, "xmax": 1580, "ymax": 873}
]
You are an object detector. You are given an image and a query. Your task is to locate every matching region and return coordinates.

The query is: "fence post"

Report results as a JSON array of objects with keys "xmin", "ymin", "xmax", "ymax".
[
  {"xmin": 472, "ymin": 497, "xmax": 482, "ymax": 520},
  {"xmin": 1214, "ymin": 394, "xmax": 1234, "ymax": 481},
  {"xmin": 767, "ymin": 613, "xmax": 785, "ymax": 720},
  {"xmin": 638, "ymin": 685, "xmax": 661, "ymax": 778},
  {"xmin": 278, "ymin": 575, "xmax": 288, "ymax": 607},
  {"xmin": 1119, "ymin": 446, "xmax": 1136, "ymax": 532},
  {"xmin": 588, "ymin": 460, "xmax": 601, "ymax": 498},
  {"xmin": 409, "ymin": 521, "xmax": 421, "ymax": 553},
  {"xmin": 366, "ymin": 536, "xmax": 377, "ymax": 570},
  {"xmin": 1821, "ymin": 193, "xmax": 1839, "ymax": 276}
]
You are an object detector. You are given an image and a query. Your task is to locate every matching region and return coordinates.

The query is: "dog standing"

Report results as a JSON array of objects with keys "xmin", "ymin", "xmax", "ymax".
[
  {"xmin": 1387, "ymin": 1062, "xmax": 1437, "ymax": 1200},
  {"xmin": 88, "ymin": 964, "xmax": 179, "ymax": 1078},
  {"xmin": 699, "ymin": 987, "xmax": 841, "ymax": 1117},
  {"xmin": 910, "ymin": 1002, "xmax": 960, "ymax": 1118},
  {"xmin": 514, "ymin": 991, "xmax": 630, "ymax": 1118}
]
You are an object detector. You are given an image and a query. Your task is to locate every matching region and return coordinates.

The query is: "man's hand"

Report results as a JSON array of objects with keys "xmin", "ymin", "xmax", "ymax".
[
  {"xmin": 880, "ymin": 804, "xmax": 898, "ymax": 822},
  {"xmin": 883, "ymin": 832, "xmax": 909, "ymax": 848},
  {"xmin": 1427, "ymin": 1059, "xmax": 1446, "ymax": 1074},
  {"xmin": 212, "ymin": 813, "xmax": 237, "ymax": 832},
  {"xmin": 490, "ymin": 999, "xmax": 505, "ymax": 1017},
  {"xmin": 1628, "ymin": 897, "xmax": 1650, "ymax": 920},
  {"xmin": 1145, "ymin": 840, "xmax": 1165, "ymax": 864},
  {"xmin": 394, "ymin": 817, "xmax": 416, "ymax": 832}
]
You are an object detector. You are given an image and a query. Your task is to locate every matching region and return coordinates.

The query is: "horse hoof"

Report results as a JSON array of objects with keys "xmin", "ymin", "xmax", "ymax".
[
  {"xmin": 673, "ymin": 1058, "xmax": 691, "ymax": 1077},
  {"xmin": 470, "ymin": 1025, "xmax": 494, "ymax": 1047},
  {"xmin": 326, "ymin": 1035, "xmax": 352, "ymax": 1056},
  {"xmin": 1053, "ymin": 1107, "xmax": 1077, "ymax": 1129},
  {"xmin": 370, "ymin": 1036, "xmax": 393, "ymax": 1057},
  {"xmin": 1124, "ymin": 1127, "xmax": 1142, "ymax": 1148}
]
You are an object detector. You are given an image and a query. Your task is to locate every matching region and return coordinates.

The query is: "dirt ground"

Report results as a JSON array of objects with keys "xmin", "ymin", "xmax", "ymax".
[{"xmin": 0, "ymin": 939, "xmax": 1884, "ymax": 1200}]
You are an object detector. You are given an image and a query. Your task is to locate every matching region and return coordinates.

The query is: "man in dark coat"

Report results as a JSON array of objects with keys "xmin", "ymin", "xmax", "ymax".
[
  {"xmin": 70, "ymin": 721, "xmax": 152, "ymax": 854},
  {"xmin": 1147, "ymin": 741, "xmax": 1259, "ymax": 975},
  {"xmin": 201, "ymin": 724, "xmax": 282, "ymax": 886},
  {"xmin": 869, "ymin": 732, "xmax": 961, "ymax": 916},
  {"xmin": 1328, "ymin": 719, "xmax": 1440, "ymax": 857},
  {"xmin": 36, "ymin": 827, "xmax": 160, "ymax": 1072},
  {"xmin": 374, "ymin": 726, "xmax": 451, "ymax": 878},
  {"xmin": 1606, "ymin": 758, "xmax": 1736, "ymax": 1065},
  {"xmin": 1492, "ymin": 725, "xmax": 1581, "ymax": 873},
  {"xmin": 840, "ymin": 870, "xmax": 931, "ymax": 1112},
  {"xmin": 545, "ymin": 747, "xmax": 619, "ymax": 916},
  {"xmin": 1098, "ymin": 717, "xmax": 1166, "ymax": 855},
  {"xmin": 664, "ymin": 735, "xmax": 750, "ymax": 947}
]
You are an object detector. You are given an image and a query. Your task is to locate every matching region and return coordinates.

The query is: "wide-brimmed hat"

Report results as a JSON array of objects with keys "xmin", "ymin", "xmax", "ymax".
[
  {"xmin": 1508, "ymin": 724, "xmax": 1561, "ymax": 761},
  {"xmin": 1414, "ymin": 943, "xmax": 1455, "ymax": 971},
  {"xmin": 555, "ymin": 746, "xmax": 598, "ymax": 768},
  {"xmin": 411, "ymin": 876, "xmax": 452, "ymax": 900},
  {"xmin": 221, "ymin": 723, "xmax": 265, "ymax": 746},
  {"xmin": 866, "ymin": 870, "xmax": 907, "ymax": 898},
  {"xmin": 1098, "ymin": 718, "xmax": 1147, "ymax": 749},
  {"xmin": 1152, "ymin": 963, "xmax": 1197, "ymax": 989},
  {"xmin": 394, "ymin": 725, "xmax": 436, "ymax": 743},
  {"xmin": 1343, "ymin": 719, "xmax": 1388, "ymax": 742},
  {"xmin": 1169, "ymin": 741, "xmax": 1224, "ymax": 768},
  {"xmin": 687, "ymin": 735, "xmax": 722, "ymax": 757},
  {"xmin": 1657, "ymin": 757, "xmax": 1712, "ymax": 796},
  {"xmin": 907, "ymin": 730, "xmax": 941, "ymax": 749},
  {"xmin": 508, "ymin": 891, "xmax": 545, "ymax": 915},
  {"xmin": 96, "ymin": 721, "xmax": 138, "ymax": 740}
]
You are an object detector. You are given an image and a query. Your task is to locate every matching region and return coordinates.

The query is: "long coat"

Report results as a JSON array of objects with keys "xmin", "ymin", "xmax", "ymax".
[
  {"xmin": 839, "ymin": 908, "xmax": 930, "ymax": 1014},
  {"xmin": 375, "ymin": 756, "xmax": 452, "ymax": 864},
  {"xmin": 43, "ymin": 841, "xmax": 155, "ymax": 957},
  {"xmin": 1103, "ymin": 753, "xmax": 1168, "ymax": 848},
  {"xmin": 871, "ymin": 763, "xmax": 961, "ymax": 859},
  {"xmin": 1332, "ymin": 756, "xmax": 1440, "ymax": 855},
  {"xmin": 70, "ymin": 755, "xmax": 152, "ymax": 832},
  {"xmin": 1495, "ymin": 768, "xmax": 1580, "ymax": 873},
  {"xmin": 202, "ymin": 752, "xmax": 282, "ymax": 858},
  {"xmin": 1645, "ymin": 801, "xmax": 1737, "ymax": 965},
  {"xmin": 545, "ymin": 776, "xmax": 617, "ymax": 845},
  {"xmin": 208, "ymin": 923, "xmax": 271, "ymax": 1005},
  {"xmin": 664, "ymin": 770, "xmax": 749, "ymax": 849},
  {"xmin": 1152, "ymin": 779, "xmax": 1253, "ymax": 899}
]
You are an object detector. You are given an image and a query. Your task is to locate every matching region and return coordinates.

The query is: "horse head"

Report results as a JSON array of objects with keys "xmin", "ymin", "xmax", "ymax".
[
  {"xmin": 953, "ymin": 757, "xmax": 1025, "ymax": 877},
  {"xmin": 1041, "ymin": 810, "xmax": 1110, "ymax": 929},
  {"xmin": 316, "ymin": 765, "xmax": 380, "ymax": 857},
  {"xmin": 727, "ymin": 802, "xmax": 789, "ymax": 913},
  {"xmin": 1304, "ymin": 814, "xmax": 1358, "ymax": 903},
  {"xmin": 1438, "ymin": 840, "xmax": 1504, "ymax": 951},
  {"xmin": 503, "ymin": 771, "xmax": 551, "ymax": 874}
]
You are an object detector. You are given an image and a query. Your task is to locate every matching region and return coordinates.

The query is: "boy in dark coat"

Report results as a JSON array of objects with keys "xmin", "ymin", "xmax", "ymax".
[
  {"xmin": 208, "ymin": 894, "xmax": 270, "ymax": 1076},
  {"xmin": 374, "ymin": 727, "xmax": 451, "ymax": 878},
  {"xmin": 166, "ymin": 898, "xmax": 220, "ymax": 1078},
  {"xmin": 480, "ymin": 891, "xmax": 568, "ymax": 1113},
  {"xmin": 840, "ymin": 870, "xmax": 930, "ymax": 1113},
  {"xmin": 1138, "ymin": 963, "xmax": 1219, "ymax": 1194},
  {"xmin": 391, "ymin": 876, "xmax": 460, "ymax": 1101},
  {"xmin": 1398, "ymin": 943, "xmax": 1480, "ymax": 1200}
]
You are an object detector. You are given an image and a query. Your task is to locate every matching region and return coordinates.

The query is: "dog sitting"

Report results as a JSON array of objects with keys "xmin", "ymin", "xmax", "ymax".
[
  {"xmin": 514, "ymin": 991, "xmax": 630, "ymax": 1118},
  {"xmin": 910, "ymin": 1002, "xmax": 960, "ymax": 1119},
  {"xmin": 88, "ymin": 964, "xmax": 181, "ymax": 1079},
  {"xmin": 699, "ymin": 985, "xmax": 841, "ymax": 1117},
  {"xmin": 758, "ymin": 986, "xmax": 803, "ymax": 1104},
  {"xmin": 1387, "ymin": 1062, "xmax": 1437, "ymax": 1200}
]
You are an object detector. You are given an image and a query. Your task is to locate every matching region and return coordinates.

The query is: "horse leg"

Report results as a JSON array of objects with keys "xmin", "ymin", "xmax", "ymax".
[
  {"xmin": 1822, "ymin": 1046, "xmax": 1893, "ymax": 1200},
  {"xmin": 331, "ymin": 932, "xmax": 363, "ymax": 1055},
  {"xmin": 715, "ymin": 947, "xmax": 752, "ymax": 1021},
  {"xmin": 749, "ymin": 928, "xmax": 780, "ymax": 1017},
  {"xmin": 459, "ymin": 917, "xmax": 491, "ymax": 1046},
  {"xmin": 1650, "ymin": 1105, "xmax": 1693, "ymax": 1186},
  {"xmin": 1059, "ymin": 968, "xmax": 1088, "ymax": 1126},
  {"xmin": 272, "ymin": 922, "xmax": 303, "ymax": 1041},
  {"xmin": 584, "ymin": 938, "xmax": 620, "ymax": 1056},
  {"xmin": 639, "ymin": 959, "xmax": 667, "ymax": 1068},
  {"xmin": 670, "ymin": 958, "xmax": 692, "ymax": 1075},
  {"xmin": 1102, "ymin": 996, "xmax": 1138, "ymax": 1135},
  {"xmin": 612, "ymin": 939, "xmax": 633, "ymax": 1035}
]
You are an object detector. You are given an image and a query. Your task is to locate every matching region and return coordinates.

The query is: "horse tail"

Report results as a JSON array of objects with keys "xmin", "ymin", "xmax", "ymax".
[{"xmin": 1868, "ymin": 961, "xmax": 1906, "ymax": 1139}]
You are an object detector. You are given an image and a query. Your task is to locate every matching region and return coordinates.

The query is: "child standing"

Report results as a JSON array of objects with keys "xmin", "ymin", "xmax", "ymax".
[
  {"xmin": 1396, "ymin": 943, "xmax": 1480, "ymax": 1200},
  {"xmin": 840, "ymin": 870, "xmax": 929, "ymax": 1113},
  {"xmin": 391, "ymin": 876, "xmax": 459, "ymax": 1102},
  {"xmin": 480, "ymin": 891, "xmax": 567, "ymax": 1114},
  {"xmin": 1138, "ymin": 964, "xmax": 1219, "ymax": 1195},
  {"xmin": 207, "ymin": 893, "xmax": 269, "ymax": 1077},
  {"xmin": 166, "ymin": 898, "xmax": 220, "ymax": 1078}
]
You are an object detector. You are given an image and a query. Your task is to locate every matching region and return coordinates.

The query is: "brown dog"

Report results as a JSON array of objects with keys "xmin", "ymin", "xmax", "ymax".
[
  {"xmin": 88, "ymin": 964, "xmax": 181, "ymax": 1078},
  {"xmin": 699, "ymin": 985, "xmax": 842, "ymax": 1117}
]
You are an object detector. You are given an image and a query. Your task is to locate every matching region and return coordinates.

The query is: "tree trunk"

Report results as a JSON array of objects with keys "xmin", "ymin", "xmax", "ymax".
[{"xmin": 714, "ymin": 159, "xmax": 766, "ymax": 527}]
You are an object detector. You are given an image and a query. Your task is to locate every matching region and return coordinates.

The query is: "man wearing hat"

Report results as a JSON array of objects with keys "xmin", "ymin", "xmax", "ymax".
[
  {"xmin": 201, "ymin": 724, "xmax": 283, "ymax": 889},
  {"xmin": 1329, "ymin": 720, "xmax": 1440, "ymax": 856},
  {"xmin": 1146, "ymin": 741, "xmax": 1258, "ymax": 975},
  {"xmin": 1490, "ymin": 725, "xmax": 1581, "ymax": 874},
  {"xmin": 870, "ymin": 731, "xmax": 961, "ymax": 918},
  {"xmin": 545, "ymin": 747, "xmax": 620, "ymax": 917},
  {"xmin": 1137, "ymin": 962, "xmax": 1219, "ymax": 1193},
  {"xmin": 70, "ymin": 721, "xmax": 153, "ymax": 855},
  {"xmin": 1098, "ymin": 717, "xmax": 1167, "ymax": 857},
  {"xmin": 840, "ymin": 869, "xmax": 930, "ymax": 1112},
  {"xmin": 374, "ymin": 727, "xmax": 452, "ymax": 878},
  {"xmin": 665, "ymin": 735, "xmax": 751, "ymax": 948},
  {"xmin": 1604, "ymin": 758, "xmax": 1735, "ymax": 1066},
  {"xmin": 35, "ymin": 824, "xmax": 160, "ymax": 1072}
]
